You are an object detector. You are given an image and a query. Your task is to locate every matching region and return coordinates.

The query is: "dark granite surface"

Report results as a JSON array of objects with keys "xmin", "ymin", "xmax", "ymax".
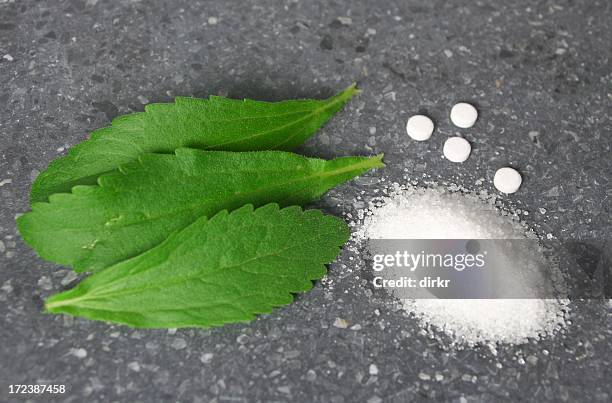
[{"xmin": 1, "ymin": 0, "xmax": 611, "ymax": 402}]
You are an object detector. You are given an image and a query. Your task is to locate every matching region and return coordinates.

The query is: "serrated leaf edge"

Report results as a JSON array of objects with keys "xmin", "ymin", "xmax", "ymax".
[{"xmin": 44, "ymin": 203, "xmax": 349, "ymax": 329}]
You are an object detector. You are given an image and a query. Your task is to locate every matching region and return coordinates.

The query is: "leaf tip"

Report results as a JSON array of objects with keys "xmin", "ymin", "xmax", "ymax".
[
  {"xmin": 364, "ymin": 153, "xmax": 385, "ymax": 170},
  {"xmin": 348, "ymin": 82, "xmax": 361, "ymax": 95},
  {"xmin": 340, "ymin": 82, "xmax": 361, "ymax": 101},
  {"xmin": 373, "ymin": 153, "xmax": 385, "ymax": 167}
]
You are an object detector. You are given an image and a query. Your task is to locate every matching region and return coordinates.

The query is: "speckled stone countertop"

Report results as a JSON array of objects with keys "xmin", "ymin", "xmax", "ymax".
[{"xmin": 1, "ymin": 1, "xmax": 611, "ymax": 402}]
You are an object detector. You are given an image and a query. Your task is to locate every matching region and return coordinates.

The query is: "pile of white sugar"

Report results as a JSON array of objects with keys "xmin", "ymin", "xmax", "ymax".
[{"xmin": 352, "ymin": 184, "xmax": 568, "ymax": 346}]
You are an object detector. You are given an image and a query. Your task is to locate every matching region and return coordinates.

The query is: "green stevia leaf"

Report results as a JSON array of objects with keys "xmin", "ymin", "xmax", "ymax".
[
  {"xmin": 44, "ymin": 204, "xmax": 348, "ymax": 329},
  {"xmin": 18, "ymin": 149, "xmax": 383, "ymax": 273},
  {"xmin": 30, "ymin": 84, "xmax": 359, "ymax": 204}
]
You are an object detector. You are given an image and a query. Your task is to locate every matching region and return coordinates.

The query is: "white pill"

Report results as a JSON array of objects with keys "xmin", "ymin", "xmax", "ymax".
[
  {"xmin": 406, "ymin": 115, "xmax": 434, "ymax": 141},
  {"xmin": 450, "ymin": 102, "xmax": 478, "ymax": 128},
  {"xmin": 443, "ymin": 137, "xmax": 471, "ymax": 162},
  {"xmin": 494, "ymin": 167, "xmax": 522, "ymax": 194}
]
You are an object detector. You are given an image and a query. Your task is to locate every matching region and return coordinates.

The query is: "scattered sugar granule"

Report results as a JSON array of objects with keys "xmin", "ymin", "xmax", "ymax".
[
  {"xmin": 494, "ymin": 167, "xmax": 522, "ymax": 194},
  {"xmin": 406, "ymin": 115, "xmax": 434, "ymax": 141},
  {"xmin": 443, "ymin": 137, "xmax": 471, "ymax": 162},
  {"xmin": 333, "ymin": 318, "xmax": 349, "ymax": 329},
  {"xmin": 450, "ymin": 102, "xmax": 478, "ymax": 128},
  {"xmin": 352, "ymin": 184, "xmax": 567, "ymax": 346}
]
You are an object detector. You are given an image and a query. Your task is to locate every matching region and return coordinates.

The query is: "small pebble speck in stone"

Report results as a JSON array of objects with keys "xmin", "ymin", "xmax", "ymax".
[
  {"xmin": 406, "ymin": 115, "xmax": 434, "ymax": 141},
  {"xmin": 369, "ymin": 364, "xmax": 379, "ymax": 375},
  {"xmin": 306, "ymin": 369, "xmax": 317, "ymax": 381},
  {"xmin": 443, "ymin": 137, "xmax": 471, "ymax": 162},
  {"xmin": 450, "ymin": 102, "xmax": 478, "ymax": 128},
  {"xmin": 128, "ymin": 361, "xmax": 141, "ymax": 372},
  {"xmin": 170, "ymin": 337, "xmax": 187, "ymax": 350},
  {"xmin": 333, "ymin": 317, "xmax": 349, "ymax": 328},
  {"xmin": 69, "ymin": 348, "xmax": 87, "ymax": 359},
  {"xmin": 494, "ymin": 167, "xmax": 522, "ymax": 194},
  {"xmin": 200, "ymin": 353, "xmax": 214, "ymax": 364}
]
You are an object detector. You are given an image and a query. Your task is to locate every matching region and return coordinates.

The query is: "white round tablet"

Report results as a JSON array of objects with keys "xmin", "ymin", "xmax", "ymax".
[
  {"xmin": 443, "ymin": 137, "xmax": 471, "ymax": 162},
  {"xmin": 494, "ymin": 167, "xmax": 522, "ymax": 194},
  {"xmin": 406, "ymin": 115, "xmax": 434, "ymax": 141},
  {"xmin": 450, "ymin": 102, "xmax": 478, "ymax": 128}
]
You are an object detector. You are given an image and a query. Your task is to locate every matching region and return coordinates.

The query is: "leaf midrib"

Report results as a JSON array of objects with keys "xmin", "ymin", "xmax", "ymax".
[
  {"xmin": 111, "ymin": 158, "xmax": 373, "ymax": 228},
  {"xmin": 32, "ymin": 157, "xmax": 377, "ymax": 233},
  {"xmin": 46, "ymin": 232, "xmax": 329, "ymax": 309}
]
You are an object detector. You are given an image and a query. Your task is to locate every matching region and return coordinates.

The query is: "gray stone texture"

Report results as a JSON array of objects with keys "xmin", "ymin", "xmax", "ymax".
[{"xmin": 0, "ymin": 0, "xmax": 611, "ymax": 402}]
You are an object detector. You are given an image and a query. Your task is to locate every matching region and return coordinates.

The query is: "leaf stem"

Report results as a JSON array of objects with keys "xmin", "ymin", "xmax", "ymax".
[{"xmin": 45, "ymin": 296, "xmax": 85, "ymax": 311}]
